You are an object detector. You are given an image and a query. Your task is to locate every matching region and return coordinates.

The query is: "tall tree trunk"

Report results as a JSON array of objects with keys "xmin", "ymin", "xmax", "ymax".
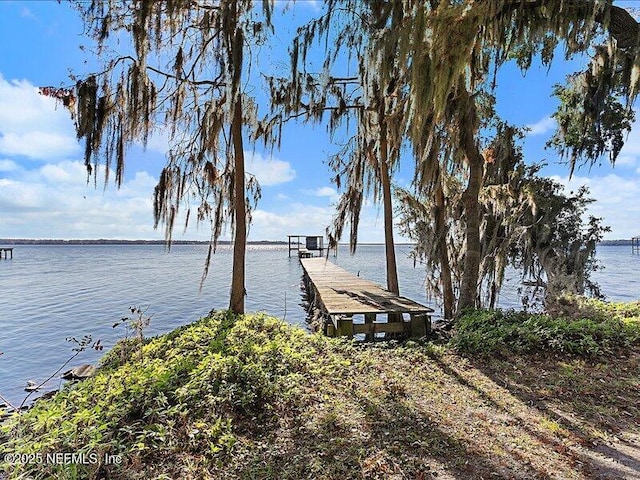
[
  {"xmin": 379, "ymin": 124, "xmax": 400, "ymax": 296},
  {"xmin": 434, "ymin": 172, "xmax": 455, "ymax": 319},
  {"xmin": 229, "ymin": 99, "xmax": 246, "ymax": 315},
  {"xmin": 228, "ymin": 18, "xmax": 246, "ymax": 315},
  {"xmin": 381, "ymin": 164, "xmax": 399, "ymax": 296},
  {"xmin": 457, "ymin": 86, "xmax": 484, "ymax": 313}
]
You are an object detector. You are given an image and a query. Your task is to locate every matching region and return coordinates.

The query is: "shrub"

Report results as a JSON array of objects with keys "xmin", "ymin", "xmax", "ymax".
[
  {"xmin": 0, "ymin": 311, "xmax": 331, "ymax": 479},
  {"xmin": 451, "ymin": 301, "xmax": 640, "ymax": 356}
]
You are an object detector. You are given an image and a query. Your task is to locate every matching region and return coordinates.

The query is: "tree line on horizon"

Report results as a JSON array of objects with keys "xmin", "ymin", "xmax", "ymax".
[{"xmin": 42, "ymin": 0, "xmax": 640, "ymax": 319}]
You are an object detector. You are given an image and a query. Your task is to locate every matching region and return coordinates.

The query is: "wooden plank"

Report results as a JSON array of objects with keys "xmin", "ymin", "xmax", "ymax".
[
  {"xmin": 353, "ymin": 322, "xmax": 406, "ymax": 334},
  {"xmin": 336, "ymin": 315, "xmax": 354, "ymax": 338},
  {"xmin": 410, "ymin": 313, "xmax": 428, "ymax": 337}
]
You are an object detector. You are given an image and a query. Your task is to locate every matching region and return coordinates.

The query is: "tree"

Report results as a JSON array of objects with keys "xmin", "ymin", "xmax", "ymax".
[
  {"xmin": 399, "ymin": 152, "xmax": 610, "ymax": 313},
  {"xmin": 48, "ymin": 0, "xmax": 275, "ymax": 314},
  {"xmin": 508, "ymin": 180, "xmax": 609, "ymax": 304},
  {"xmin": 291, "ymin": 0, "xmax": 639, "ymax": 316},
  {"xmin": 268, "ymin": 2, "xmax": 408, "ymax": 298}
]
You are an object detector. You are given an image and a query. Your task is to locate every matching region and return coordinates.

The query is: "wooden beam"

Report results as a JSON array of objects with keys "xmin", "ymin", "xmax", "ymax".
[
  {"xmin": 410, "ymin": 313, "xmax": 429, "ymax": 337},
  {"xmin": 364, "ymin": 313, "xmax": 375, "ymax": 341},
  {"xmin": 336, "ymin": 315, "xmax": 354, "ymax": 338},
  {"xmin": 353, "ymin": 322, "xmax": 406, "ymax": 335}
]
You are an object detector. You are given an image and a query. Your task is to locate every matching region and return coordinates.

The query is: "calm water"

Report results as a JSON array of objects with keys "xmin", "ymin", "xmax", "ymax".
[{"xmin": 1, "ymin": 244, "xmax": 638, "ymax": 406}]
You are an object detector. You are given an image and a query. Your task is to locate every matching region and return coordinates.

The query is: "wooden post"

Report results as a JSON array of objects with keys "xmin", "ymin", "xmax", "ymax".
[
  {"xmin": 410, "ymin": 313, "xmax": 430, "ymax": 338},
  {"xmin": 336, "ymin": 315, "xmax": 354, "ymax": 338},
  {"xmin": 325, "ymin": 319, "xmax": 335, "ymax": 337},
  {"xmin": 364, "ymin": 313, "xmax": 375, "ymax": 341}
]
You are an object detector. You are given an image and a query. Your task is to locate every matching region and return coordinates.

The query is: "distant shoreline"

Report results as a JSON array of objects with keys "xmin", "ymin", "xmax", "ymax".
[
  {"xmin": 598, "ymin": 239, "xmax": 636, "ymax": 246},
  {"xmin": 0, "ymin": 238, "xmax": 634, "ymax": 246},
  {"xmin": 0, "ymin": 239, "xmax": 286, "ymax": 246}
]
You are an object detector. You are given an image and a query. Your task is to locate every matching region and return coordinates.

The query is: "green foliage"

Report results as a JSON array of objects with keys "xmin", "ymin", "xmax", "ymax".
[
  {"xmin": 451, "ymin": 300, "xmax": 640, "ymax": 356},
  {"xmin": 0, "ymin": 311, "xmax": 340, "ymax": 479},
  {"xmin": 2, "ymin": 309, "xmax": 639, "ymax": 479},
  {"xmin": 507, "ymin": 177, "xmax": 610, "ymax": 303},
  {"xmin": 397, "ymin": 146, "xmax": 610, "ymax": 313},
  {"xmin": 548, "ymin": 71, "xmax": 635, "ymax": 175}
]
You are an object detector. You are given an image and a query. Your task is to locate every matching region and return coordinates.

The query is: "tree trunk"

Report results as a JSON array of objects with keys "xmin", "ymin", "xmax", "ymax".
[
  {"xmin": 457, "ymin": 86, "xmax": 484, "ymax": 313},
  {"xmin": 434, "ymin": 172, "xmax": 455, "ymax": 319},
  {"xmin": 458, "ymin": 157, "xmax": 483, "ymax": 312},
  {"xmin": 229, "ymin": 96, "xmax": 246, "ymax": 314},
  {"xmin": 379, "ymin": 122, "xmax": 400, "ymax": 297}
]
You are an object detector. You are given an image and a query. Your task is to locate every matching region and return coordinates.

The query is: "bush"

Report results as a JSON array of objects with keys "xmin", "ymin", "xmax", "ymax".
[
  {"xmin": 451, "ymin": 301, "xmax": 640, "ymax": 356},
  {"xmin": 0, "ymin": 311, "xmax": 331, "ymax": 479}
]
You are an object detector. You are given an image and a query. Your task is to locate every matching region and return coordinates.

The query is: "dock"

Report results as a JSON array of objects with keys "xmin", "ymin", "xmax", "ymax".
[
  {"xmin": 633, "ymin": 236, "xmax": 640, "ymax": 254},
  {"xmin": 0, "ymin": 248, "xmax": 13, "ymax": 259},
  {"xmin": 300, "ymin": 258, "xmax": 433, "ymax": 339},
  {"xmin": 288, "ymin": 235, "xmax": 326, "ymax": 258}
]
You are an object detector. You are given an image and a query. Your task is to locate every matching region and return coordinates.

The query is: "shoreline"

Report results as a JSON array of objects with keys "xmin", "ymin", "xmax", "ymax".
[{"xmin": 0, "ymin": 238, "xmax": 632, "ymax": 246}]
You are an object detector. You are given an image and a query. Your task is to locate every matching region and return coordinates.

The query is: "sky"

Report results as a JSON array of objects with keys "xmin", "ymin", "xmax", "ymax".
[{"xmin": 0, "ymin": 1, "xmax": 639, "ymax": 242}]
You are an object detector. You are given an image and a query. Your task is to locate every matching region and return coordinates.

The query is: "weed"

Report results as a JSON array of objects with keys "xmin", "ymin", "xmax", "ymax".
[{"xmin": 111, "ymin": 306, "xmax": 152, "ymax": 363}]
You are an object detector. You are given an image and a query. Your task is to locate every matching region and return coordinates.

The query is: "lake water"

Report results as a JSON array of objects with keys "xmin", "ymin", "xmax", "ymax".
[{"xmin": 1, "ymin": 244, "xmax": 638, "ymax": 406}]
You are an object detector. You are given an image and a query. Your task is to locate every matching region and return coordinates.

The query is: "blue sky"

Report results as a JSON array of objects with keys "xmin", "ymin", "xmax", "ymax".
[{"xmin": 1, "ymin": 1, "xmax": 639, "ymax": 242}]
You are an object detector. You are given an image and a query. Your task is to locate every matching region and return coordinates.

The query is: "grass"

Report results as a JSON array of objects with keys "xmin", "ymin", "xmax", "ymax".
[{"xmin": 1, "ymin": 306, "xmax": 639, "ymax": 479}]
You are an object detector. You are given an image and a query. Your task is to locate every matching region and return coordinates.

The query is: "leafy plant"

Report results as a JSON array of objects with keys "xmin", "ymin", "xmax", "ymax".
[
  {"xmin": 0, "ymin": 311, "xmax": 339, "ymax": 479},
  {"xmin": 451, "ymin": 301, "xmax": 640, "ymax": 356}
]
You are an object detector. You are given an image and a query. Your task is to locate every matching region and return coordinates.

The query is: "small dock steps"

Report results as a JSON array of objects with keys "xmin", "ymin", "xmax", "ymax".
[
  {"xmin": 0, "ymin": 248, "xmax": 13, "ymax": 259},
  {"xmin": 300, "ymin": 258, "xmax": 433, "ymax": 339}
]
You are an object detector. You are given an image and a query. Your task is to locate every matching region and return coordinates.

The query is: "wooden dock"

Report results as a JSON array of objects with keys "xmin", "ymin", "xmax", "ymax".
[
  {"xmin": 0, "ymin": 248, "xmax": 13, "ymax": 259},
  {"xmin": 300, "ymin": 258, "xmax": 433, "ymax": 339}
]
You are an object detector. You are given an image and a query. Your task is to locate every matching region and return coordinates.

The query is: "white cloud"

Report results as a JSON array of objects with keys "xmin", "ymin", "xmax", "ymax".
[
  {"xmin": 21, "ymin": 7, "xmax": 37, "ymax": 21},
  {"xmin": 0, "ymin": 159, "xmax": 19, "ymax": 172},
  {"xmin": 248, "ymin": 200, "xmax": 409, "ymax": 243},
  {"xmin": 0, "ymin": 76, "xmax": 79, "ymax": 160},
  {"xmin": 615, "ymin": 155, "xmax": 636, "ymax": 167},
  {"xmin": 526, "ymin": 116, "xmax": 556, "ymax": 136},
  {"xmin": 301, "ymin": 186, "xmax": 341, "ymax": 202},
  {"xmin": 246, "ymin": 152, "xmax": 295, "ymax": 186},
  {"xmin": 550, "ymin": 173, "xmax": 640, "ymax": 239},
  {"xmin": 0, "ymin": 160, "xmax": 165, "ymax": 239},
  {"xmin": 251, "ymin": 204, "xmax": 332, "ymax": 239},
  {"xmin": 146, "ymin": 128, "xmax": 170, "ymax": 154},
  {"xmin": 314, "ymin": 186, "xmax": 336, "ymax": 197},
  {"xmin": 40, "ymin": 161, "xmax": 86, "ymax": 184},
  {"xmin": 0, "ymin": 158, "xmax": 407, "ymax": 242},
  {"xmin": 0, "ymin": 131, "xmax": 78, "ymax": 159},
  {"xmin": 615, "ymin": 113, "xmax": 640, "ymax": 167}
]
